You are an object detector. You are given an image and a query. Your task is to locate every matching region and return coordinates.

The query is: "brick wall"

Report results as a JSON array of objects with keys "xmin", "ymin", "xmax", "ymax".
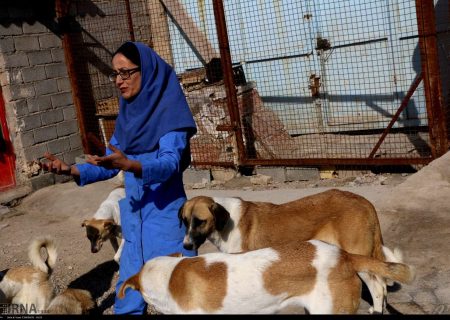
[{"xmin": 0, "ymin": 2, "xmax": 82, "ymax": 190}]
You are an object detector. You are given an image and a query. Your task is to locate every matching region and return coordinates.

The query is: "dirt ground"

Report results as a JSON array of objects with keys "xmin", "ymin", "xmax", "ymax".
[{"xmin": 1, "ymin": 151, "xmax": 450, "ymax": 315}]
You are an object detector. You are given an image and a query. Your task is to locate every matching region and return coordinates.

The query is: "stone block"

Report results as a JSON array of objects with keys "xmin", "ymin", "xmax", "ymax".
[
  {"xmin": 38, "ymin": 34, "xmax": 61, "ymax": 49},
  {"xmin": 22, "ymin": 66, "xmax": 47, "ymax": 83},
  {"xmin": 14, "ymin": 35, "xmax": 40, "ymax": 51},
  {"xmin": 34, "ymin": 79, "xmax": 58, "ymax": 96},
  {"xmin": 69, "ymin": 134, "xmax": 83, "ymax": 150},
  {"xmin": 57, "ymin": 120, "xmax": 79, "ymax": 136},
  {"xmin": 51, "ymin": 92, "xmax": 74, "ymax": 108},
  {"xmin": 255, "ymin": 167, "xmax": 286, "ymax": 183},
  {"xmin": 20, "ymin": 131, "xmax": 35, "ymax": 148},
  {"xmin": 57, "ymin": 78, "xmax": 72, "ymax": 91},
  {"xmin": 62, "ymin": 106, "xmax": 76, "ymax": 120},
  {"xmin": 27, "ymin": 95, "xmax": 52, "ymax": 113},
  {"xmin": 28, "ymin": 50, "xmax": 53, "ymax": 65},
  {"xmin": 9, "ymin": 83, "xmax": 35, "ymax": 100},
  {"xmin": 183, "ymin": 168, "xmax": 211, "ymax": 185},
  {"xmin": 0, "ymin": 23, "xmax": 22, "ymax": 36},
  {"xmin": 211, "ymin": 168, "xmax": 237, "ymax": 182},
  {"xmin": 3, "ymin": 53, "xmax": 29, "ymax": 68},
  {"xmin": 30, "ymin": 173, "xmax": 55, "ymax": 190},
  {"xmin": 286, "ymin": 167, "xmax": 320, "ymax": 181},
  {"xmin": 48, "ymin": 137, "xmax": 71, "ymax": 154},
  {"xmin": 10, "ymin": 99, "xmax": 28, "ymax": 117},
  {"xmin": 0, "ymin": 38, "xmax": 14, "ymax": 53},
  {"xmin": 63, "ymin": 149, "xmax": 84, "ymax": 165},
  {"xmin": 34, "ymin": 125, "xmax": 58, "ymax": 143},
  {"xmin": 51, "ymin": 48, "xmax": 65, "ymax": 63},
  {"xmin": 250, "ymin": 174, "xmax": 272, "ymax": 185},
  {"xmin": 23, "ymin": 22, "xmax": 48, "ymax": 34},
  {"xmin": 41, "ymin": 109, "xmax": 64, "ymax": 126},
  {"xmin": 22, "ymin": 113, "xmax": 42, "ymax": 131},
  {"xmin": 54, "ymin": 175, "xmax": 72, "ymax": 184},
  {"xmin": 23, "ymin": 144, "xmax": 47, "ymax": 162},
  {"xmin": 45, "ymin": 63, "xmax": 68, "ymax": 78},
  {"xmin": 2, "ymin": 69, "xmax": 23, "ymax": 86}
]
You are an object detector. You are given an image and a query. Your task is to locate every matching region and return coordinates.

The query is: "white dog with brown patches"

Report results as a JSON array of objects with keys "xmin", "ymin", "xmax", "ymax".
[
  {"xmin": 178, "ymin": 189, "xmax": 402, "ymax": 314},
  {"xmin": 118, "ymin": 240, "xmax": 414, "ymax": 314},
  {"xmin": 81, "ymin": 187, "xmax": 125, "ymax": 263},
  {"xmin": 0, "ymin": 236, "xmax": 57, "ymax": 314}
]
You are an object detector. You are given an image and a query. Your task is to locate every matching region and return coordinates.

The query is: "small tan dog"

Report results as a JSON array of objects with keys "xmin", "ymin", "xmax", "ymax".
[
  {"xmin": 118, "ymin": 240, "xmax": 414, "ymax": 314},
  {"xmin": 178, "ymin": 189, "xmax": 401, "ymax": 313},
  {"xmin": 46, "ymin": 288, "xmax": 95, "ymax": 314},
  {"xmin": 81, "ymin": 187, "xmax": 125, "ymax": 263},
  {"xmin": 0, "ymin": 236, "xmax": 57, "ymax": 314}
]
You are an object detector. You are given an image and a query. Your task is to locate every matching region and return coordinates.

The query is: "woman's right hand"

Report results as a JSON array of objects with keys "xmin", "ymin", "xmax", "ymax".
[{"xmin": 41, "ymin": 152, "xmax": 72, "ymax": 175}]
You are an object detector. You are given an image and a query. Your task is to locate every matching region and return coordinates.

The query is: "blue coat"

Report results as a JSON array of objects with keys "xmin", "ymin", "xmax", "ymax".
[{"xmin": 76, "ymin": 131, "xmax": 196, "ymax": 314}]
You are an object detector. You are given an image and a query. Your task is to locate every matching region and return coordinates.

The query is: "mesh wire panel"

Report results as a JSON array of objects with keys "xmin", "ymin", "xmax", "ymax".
[
  {"xmin": 66, "ymin": 0, "xmax": 448, "ymax": 167},
  {"xmin": 223, "ymin": 1, "xmax": 433, "ymax": 161}
]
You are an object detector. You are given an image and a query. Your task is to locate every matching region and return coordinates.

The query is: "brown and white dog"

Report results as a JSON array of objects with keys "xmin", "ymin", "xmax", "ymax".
[
  {"xmin": 46, "ymin": 288, "xmax": 95, "ymax": 314},
  {"xmin": 81, "ymin": 187, "xmax": 125, "ymax": 263},
  {"xmin": 118, "ymin": 240, "xmax": 414, "ymax": 314},
  {"xmin": 178, "ymin": 189, "xmax": 401, "ymax": 314},
  {"xmin": 0, "ymin": 236, "xmax": 57, "ymax": 314}
]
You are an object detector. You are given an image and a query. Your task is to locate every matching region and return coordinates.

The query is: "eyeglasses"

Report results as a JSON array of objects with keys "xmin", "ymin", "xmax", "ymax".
[{"xmin": 108, "ymin": 67, "xmax": 140, "ymax": 82}]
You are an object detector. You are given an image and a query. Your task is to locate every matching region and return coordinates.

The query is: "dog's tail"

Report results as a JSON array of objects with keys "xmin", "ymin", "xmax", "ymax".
[
  {"xmin": 118, "ymin": 272, "xmax": 141, "ymax": 299},
  {"xmin": 382, "ymin": 245, "xmax": 403, "ymax": 263},
  {"xmin": 28, "ymin": 236, "xmax": 58, "ymax": 275},
  {"xmin": 348, "ymin": 252, "xmax": 415, "ymax": 285}
]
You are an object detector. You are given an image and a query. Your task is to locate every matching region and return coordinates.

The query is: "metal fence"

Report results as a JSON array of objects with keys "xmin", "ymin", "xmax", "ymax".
[{"xmin": 59, "ymin": 0, "xmax": 449, "ymax": 170}]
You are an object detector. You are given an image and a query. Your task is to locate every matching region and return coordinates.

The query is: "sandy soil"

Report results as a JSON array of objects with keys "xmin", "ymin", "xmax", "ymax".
[{"xmin": 1, "ymin": 151, "xmax": 450, "ymax": 315}]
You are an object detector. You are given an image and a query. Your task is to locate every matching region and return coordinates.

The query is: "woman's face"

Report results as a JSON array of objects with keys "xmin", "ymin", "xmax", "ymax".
[{"xmin": 111, "ymin": 53, "xmax": 141, "ymax": 100}]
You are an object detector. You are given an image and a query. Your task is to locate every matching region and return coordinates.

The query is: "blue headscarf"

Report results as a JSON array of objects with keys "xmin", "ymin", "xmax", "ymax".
[{"xmin": 113, "ymin": 42, "xmax": 196, "ymax": 155}]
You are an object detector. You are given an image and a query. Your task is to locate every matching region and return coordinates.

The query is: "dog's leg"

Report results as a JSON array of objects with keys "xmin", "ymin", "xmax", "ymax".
[
  {"xmin": 110, "ymin": 237, "xmax": 119, "ymax": 253},
  {"xmin": 113, "ymin": 238, "xmax": 124, "ymax": 264},
  {"xmin": 358, "ymin": 272, "xmax": 385, "ymax": 314}
]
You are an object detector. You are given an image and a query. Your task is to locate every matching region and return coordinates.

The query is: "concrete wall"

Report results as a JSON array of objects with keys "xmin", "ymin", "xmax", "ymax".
[{"xmin": 0, "ymin": 2, "xmax": 82, "ymax": 191}]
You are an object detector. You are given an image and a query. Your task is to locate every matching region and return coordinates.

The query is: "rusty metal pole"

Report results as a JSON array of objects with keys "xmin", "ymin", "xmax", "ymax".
[
  {"xmin": 55, "ymin": 0, "xmax": 91, "ymax": 154},
  {"xmin": 124, "ymin": 0, "xmax": 136, "ymax": 41},
  {"xmin": 369, "ymin": 73, "xmax": 423, "ymax": 158},
  {"xmin": 212, "ymin": 0, "xmax": 246, "ymax": 166},
  {"xmin": 415, "ymin": 0, "xmax": 448, "ymax": 158}
]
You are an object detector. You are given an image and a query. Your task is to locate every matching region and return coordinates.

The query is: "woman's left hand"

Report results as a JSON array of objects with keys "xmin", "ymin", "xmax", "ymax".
[{"xmin": 87, "ymin": 144, "xmax": 130, "ymax": 171}]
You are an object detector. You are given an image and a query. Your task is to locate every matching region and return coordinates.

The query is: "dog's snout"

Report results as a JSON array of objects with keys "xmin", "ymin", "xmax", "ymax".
[{"xmin": 183, "ymin": 234, "xmax": 194, "ymax": 250}]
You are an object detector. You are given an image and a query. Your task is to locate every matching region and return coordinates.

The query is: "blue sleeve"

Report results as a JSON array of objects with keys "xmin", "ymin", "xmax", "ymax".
[
  {"xmin": 74, "ymin": 135, "xmax": 121, "ymax": 186},
  {"xmin": 140, "ymin": 130, "xmax": 189, "ymax": 186}
]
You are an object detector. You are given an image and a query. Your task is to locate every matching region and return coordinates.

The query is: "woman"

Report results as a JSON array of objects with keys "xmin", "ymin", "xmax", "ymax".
[{"xmin": 42, "ymin": 41, "xmax": 197, "ymax": 314}]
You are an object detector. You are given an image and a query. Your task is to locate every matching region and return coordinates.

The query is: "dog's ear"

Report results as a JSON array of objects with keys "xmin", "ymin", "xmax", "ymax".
[
  {"xmin": 210, "ymin": 202, "xmax": 230, "ymax": 231},
  {"xmin": 178, "ymin": 203, "xmax": 185, "ymax": 228},
  {"xmin": 81, "ymin": 220, "xmax": 88, "ymax": 227}
]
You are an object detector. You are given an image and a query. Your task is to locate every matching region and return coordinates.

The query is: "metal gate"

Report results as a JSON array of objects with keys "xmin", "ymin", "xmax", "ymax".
[{"xmin": 59, "ymin": 0, "xmax": 449, "ymax": 170}]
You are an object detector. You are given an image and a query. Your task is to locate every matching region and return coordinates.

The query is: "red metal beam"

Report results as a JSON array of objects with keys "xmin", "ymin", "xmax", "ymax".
[
  {"xmin": 415, "ymin": 0, "xmax": 448, "ymax": 158},
  {"xmin": 55, "ymin": 0, "xmax": 92, "ymax": 155},
  {"xmin": 369, "ymin": 73, "xmax": 423, "ymax": 158},
  {"xmin": 124, "ymin": 0, "xmax": 135, "ymax": 41},
  {"xmin": 212, "ymin": 0, "xmax": 246, "ymax": 166}
]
